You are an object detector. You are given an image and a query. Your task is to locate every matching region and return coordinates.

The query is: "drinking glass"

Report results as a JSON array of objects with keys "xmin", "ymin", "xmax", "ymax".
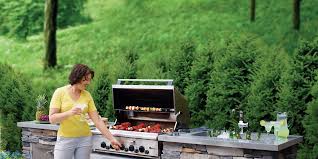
[
  {"xmin": 75, "ymin": 103, "xmax": 87, "ymax": 122},
  {"xmin": 264, "ymin": 121, "xmax": 273, "ymax": 135},
  {"xmin": 273, "ymin": 122, "xmax": 281, "ymax": 141}
]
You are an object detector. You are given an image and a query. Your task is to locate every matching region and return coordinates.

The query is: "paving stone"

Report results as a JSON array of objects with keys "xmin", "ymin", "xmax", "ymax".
[
  {"xmin": 163, "ymin": 142, "xmax": 183, "ymax": 152},
  {"xmin": 209, "ymin": 155, "xmax": 221, "ymax": 159},
  {"xmin": 243, "ymin": 150, "xmax": 272, "ymax": 156},
  {"xmin": 22, "ymin": 141, "xmax": 30, "ymax": 147},
  {"xmin": 195, "ymin": 145, "xmax": 207, "ymax": 152},
  {"xmin": 207, "ymin": 146, "xmax": 244, "ymax": 156},
  {"xmin": 22, "ymin": 131, "xmax": 32, "ymax": 136},
  {"xmin": 22, "ymin": 135, "xmax": 39, "ymax": 143},
  {"xmin": 261, "ymin": 156, "xmax": 273, "ymax": 159},
  {"xmin": 39, "ymin": 139, "xmax": 56, "ymax": 145},
  {"xmin": 220, "ymin": 157, "xmax": 233, "ymax": 159},
  {"xmin": 181, "ymin": 152, "xmax": 210, "ymax": 159},
  {"xmin": 163, "ymin": 150, "xmax": 181, "ymax": 154},
  {"xmin": 39, "ymin": 136, "xmax": 57, "ymax": 142},
  {"xmin": 161, "ymin": 153, "xmax": 181, "ymax": 159}
]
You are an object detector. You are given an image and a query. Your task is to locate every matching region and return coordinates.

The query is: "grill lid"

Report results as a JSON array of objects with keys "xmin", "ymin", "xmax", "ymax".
[
  {"xmin": 111, "ymin": 79, "xmax": 190, "ymax": 130},
  {"xmin": 112, "ymin": 79, "xmax": 175, "ymax": 110}
]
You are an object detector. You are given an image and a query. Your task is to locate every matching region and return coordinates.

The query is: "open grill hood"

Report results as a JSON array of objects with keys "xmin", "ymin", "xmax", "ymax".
[{"xmin": 111, "ymin": 79, "xmax": 190, "ymax": 131}]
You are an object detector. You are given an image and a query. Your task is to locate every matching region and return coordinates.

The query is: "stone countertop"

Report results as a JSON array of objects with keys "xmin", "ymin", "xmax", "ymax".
[
  {"xmin": 17, "ymin": 121, "xmax": 59, "ymax": 131},
  {"xmin": 158, "ymin": 132, "xmax": 303, "ymax": 151},
  {"xmin": 17, "ymin": 121, "xmax": 113, "ymax": 132},
  {"xmin": 18, "ymin": 121, "xmax": 303, "ymax": 152},
  {"xmin": 17, "ymin": 121, "xmax": 157, "ymax": 140}
]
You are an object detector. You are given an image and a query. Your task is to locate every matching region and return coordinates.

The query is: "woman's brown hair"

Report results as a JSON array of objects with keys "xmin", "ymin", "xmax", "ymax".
[{"xmin": 68, "ymin": 64, "xmax": 94, "ymax": 85}]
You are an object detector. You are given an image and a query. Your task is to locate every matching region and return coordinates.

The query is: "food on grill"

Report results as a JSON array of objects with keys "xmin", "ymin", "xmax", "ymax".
[
  {"xmin": 162, "ymin": 128, "xmax": 173, "ymax": 133},
  {"xmin": 112, "ymin": 122, "xmax": 172, "ymax": 133},
  {"xmin": 125, "ymin": 106, "xmax": 163, "ymax": 112}
]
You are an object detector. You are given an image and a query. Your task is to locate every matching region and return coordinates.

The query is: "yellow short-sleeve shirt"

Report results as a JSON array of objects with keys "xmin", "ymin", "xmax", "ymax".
[{"xmin": 50, "ymin": 85, "xmax": 97, "ymax": 137}]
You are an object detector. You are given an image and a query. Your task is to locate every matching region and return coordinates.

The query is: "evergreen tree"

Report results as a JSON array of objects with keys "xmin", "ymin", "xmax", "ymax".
[
  {"xmin": 90, "ymin": 65, "xmax": 113, "ymax": 119},
  {"xmin": 0, "ymin": 64, "xmax": 35, "ymax": 151},
  {"xmin": 206, "ymin": 38, "xmax": 259, "ymax": 130},
  {"xmin": 125, "ymin": 50, "xmax": 139, "ymax": 80},
  {"xmin": 170, "ymin": 41, "xmax": 196, "ymax": 94},
  {"xmin": 245, "ymin": 49, "xmax": 291, "ymax": 131},
  {"xmin": 288, "ymin": 39, "xmax": 318, "ymax": 135},
  {"xmin": 299, "ymin": 74, "xmax": 318, "ymax": 159},
  {"xmin": 185, "ymin": 44, "xmax": 215, "ymax": 127}
]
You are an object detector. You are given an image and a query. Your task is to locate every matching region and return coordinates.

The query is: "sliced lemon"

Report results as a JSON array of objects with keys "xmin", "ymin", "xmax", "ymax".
[
  {"xmin": 279, "ymin": 120, "xmax": 286, "ymax": 126},
  {"xmin": 260, "ymin": 120, "xmax": 266, "ymax": 126}
]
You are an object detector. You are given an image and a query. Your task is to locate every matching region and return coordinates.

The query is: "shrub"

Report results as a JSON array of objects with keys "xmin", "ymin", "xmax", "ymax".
[
  {"xmin": 298, "ymin": 74, "xmax": 318, "ymax": 159},
  {"xmin": 90, "ymin": 64, "xmax": 114, "ymax": 120},
  {"xmin": 137, "ymin": 54, "xmax": 170, "ymax": 79},
  {"xmin": 91, "ymin": 50, "xmax": 139, "ymax": 121},
  {"xmin": 170, "ymin": 41, "xmax": 196, "ymax": 94},
  {"xmin": 185, "ymin": 43, "xmax": 215, "ymax": 127},
  {"xmin": 205, "ymin": 37, "xmax": 260, "ymax": 130},
  {"xmin": 287, "ymin": 39, "xmax": 318, "ymax": 135},
  {"xmin": 0, "ymin": 63, "xmax": 35, "ymax": 151},
  {"xmin": 0, "ymin": 150, "xmax": 23, "ymax": 159},
  {"xmin": 297, "ymin": 39, "xmax": 318, "ymax": 159},
  {"xmin": 124, "ymin": 50, "xmax": 139, "ymax": 80},
  {"xmin": 245, "ymin": 49, "xmax": 292, "ymax": 131}
]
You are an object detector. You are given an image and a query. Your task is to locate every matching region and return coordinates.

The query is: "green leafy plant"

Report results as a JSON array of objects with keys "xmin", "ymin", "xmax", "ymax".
[
  {"xmin": 288, "ymin": 39, "xmax": 318, "ymax": 135},
  {"xmin": 245, "ymin": 48, "xmax": 291, "ymax": 131},
  {"xmin": 298, "ymin": 74, "xmax": 318, "ymax": 159},
  {"xmin": 170, "ymin": 41, "xmax": 196, "ymax": 94},
  {"xmin": 185, "ymin": 43, "xmax": 215, "ymax": 127},
  {"xmin": 0, "ymin": 63, "xmax": 35, "ymax": 151},
  {"xmin": 90, "ymin": 64, "xmax": 114, "ymax": 121},
  {"xmin": 205, "ymin": 37, "xmax": 260, "ymax": 130}
]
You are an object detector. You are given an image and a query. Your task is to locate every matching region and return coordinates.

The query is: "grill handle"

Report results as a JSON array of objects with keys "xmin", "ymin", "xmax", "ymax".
[{"xmin": 117, "ymin": 79, "xmax": 173, "ymax": 86}]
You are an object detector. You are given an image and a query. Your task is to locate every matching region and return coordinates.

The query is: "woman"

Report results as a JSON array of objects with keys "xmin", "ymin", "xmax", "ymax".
[{"xmin": 49, "ymin": 64, "xmax": 121, "ymax": 159}]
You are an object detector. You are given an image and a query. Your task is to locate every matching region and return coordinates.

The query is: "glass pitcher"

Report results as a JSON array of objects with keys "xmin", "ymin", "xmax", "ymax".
[{"xmin": 276, "ymin": 112, "xmax": 289, "ymax": 140}]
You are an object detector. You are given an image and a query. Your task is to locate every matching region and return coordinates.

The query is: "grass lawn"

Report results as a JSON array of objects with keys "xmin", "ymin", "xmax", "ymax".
[{"xmin": 0, "ymin": 0, "xmax": 317, "ymax": 93}]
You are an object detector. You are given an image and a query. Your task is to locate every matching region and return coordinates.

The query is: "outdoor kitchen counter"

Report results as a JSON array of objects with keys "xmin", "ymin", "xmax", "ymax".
[
  {"xmin": 17, "ymin": 121, "xmax": 119, "ymax": 134},
  {"xmin": 17, "ymin": 121, "xmax": 120, "ymax": 159},
  {"xmin": 17, "ymin": 121, "xmax": 59, "ymax": 131},
  {"xmin": 158, "ymin": 132, "xmax": 303, "ymax": 159},
  {"xmin": 17, "ymin": 121, "xmax": 303, "ymax": 159},
  {"xmin": 17, "ymin": 121, "xmax": 157, "ymax": 139}
]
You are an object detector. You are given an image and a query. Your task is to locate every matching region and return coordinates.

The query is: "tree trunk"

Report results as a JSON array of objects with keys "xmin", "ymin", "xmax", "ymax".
[
  {"xmin": 250, "ymin": 0, "xmax": 256, "ymax": 22},
  {"xmin": 293, "ymin": 0, "xmax": 301, "ymax": 30},
  {"xmin": 44, "ymin": 0, "xmax": 58, "ymax": 69}
]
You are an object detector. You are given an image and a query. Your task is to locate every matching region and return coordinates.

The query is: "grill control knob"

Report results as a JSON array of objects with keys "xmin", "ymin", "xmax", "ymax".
[
  {"xmin": 110, "ymin": 144, "xmax": 114, "ymax": 149},
  {"xmin": 139, "ymin": 146, "xmax": 145, "ymax": 153},
  {"xmin": 145, "ymin": 150, "xmax": 149, "ymax": 154},
  {"xmin": 101, "ymin": 142, "xmax": 106, "ymax": 148},
  {"xmin": 134, "ymin": 149, "xmax": 139, "ymax": 153},
  {"xmin": 129, "ymin": 145, "xmax": 134, "ymax": 152},
  {"xmin": 106, "ymin": 146, "xmax": 110, "ymax": 149},
  {"xmin": 120, "ymin": 145, "xmax": 125, "ymax": 151},
  {"xmin": 124, "ymin": 148, "xmax": 129, "ymax": 152}
]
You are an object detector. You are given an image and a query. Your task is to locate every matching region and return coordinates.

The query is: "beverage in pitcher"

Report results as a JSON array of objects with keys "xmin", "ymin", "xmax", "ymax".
[{"xmin": 276, "ymin": 112, "xmax": 289, "ymax": 139}]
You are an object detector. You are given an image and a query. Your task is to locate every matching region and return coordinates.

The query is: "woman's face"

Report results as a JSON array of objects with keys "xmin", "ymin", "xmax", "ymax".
[{"xmin": 77, "ymin": 73, "xmax": 92, "ymax": 90}]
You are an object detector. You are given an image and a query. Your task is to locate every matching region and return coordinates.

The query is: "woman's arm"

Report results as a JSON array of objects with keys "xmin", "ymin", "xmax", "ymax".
[
  {"xmin": 49, "ymin": 107, "xmax": 81, "ymax": 124},
  {"xmin": 88, "ymin": 111, "xmax": 122, "ymax": 150}
]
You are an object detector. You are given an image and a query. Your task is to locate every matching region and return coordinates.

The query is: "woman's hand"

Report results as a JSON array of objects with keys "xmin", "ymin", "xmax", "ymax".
[
  {"xmin": 110, "ymin": 139, "xmax": 122, "ymax": 150},
  {"xmin": 88, "ymin": 111, "xmax": 122, "ymax": 150},
  {"xmin": 68, "ymin": 107, "xmax": 82, "ymax": 116}
]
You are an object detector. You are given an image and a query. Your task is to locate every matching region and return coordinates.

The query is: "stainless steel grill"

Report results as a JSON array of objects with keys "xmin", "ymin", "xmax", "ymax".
[{"xmin": 92, "ymin": 79, "xmax": 190, "ymax": 158}]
